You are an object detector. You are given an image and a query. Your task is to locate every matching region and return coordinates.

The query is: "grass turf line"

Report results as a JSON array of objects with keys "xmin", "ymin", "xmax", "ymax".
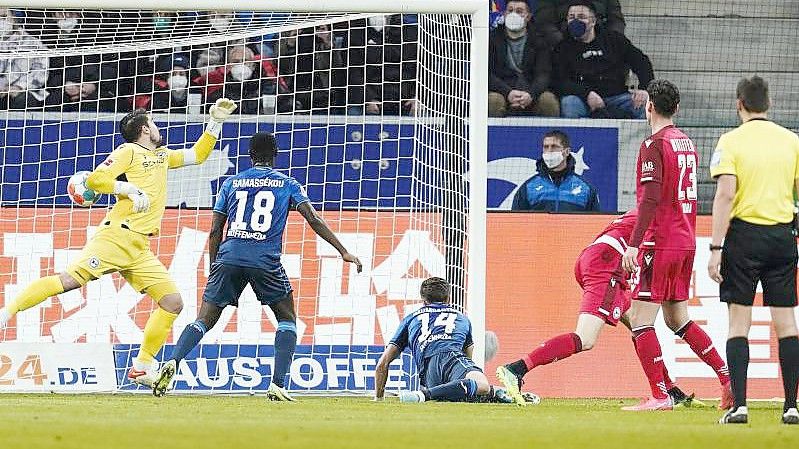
[{"xmin": 0, "ymin": 396, "xmax": 797, "ymax": 449}]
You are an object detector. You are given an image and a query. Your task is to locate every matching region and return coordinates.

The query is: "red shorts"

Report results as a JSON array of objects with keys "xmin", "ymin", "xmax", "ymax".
[
  {"xmin": 574, "ymin": 244, "xmax": 631, "ymax": 326},
  {"xmin": 632, "ymin": 248, "xmax": 695, "ymax": 303}
]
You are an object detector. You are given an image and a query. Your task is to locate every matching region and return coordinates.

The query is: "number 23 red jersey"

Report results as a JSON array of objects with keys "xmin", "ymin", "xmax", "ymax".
[{"xmin": 635, "ymin": 125, "xmax": 697, "ymax": 251}]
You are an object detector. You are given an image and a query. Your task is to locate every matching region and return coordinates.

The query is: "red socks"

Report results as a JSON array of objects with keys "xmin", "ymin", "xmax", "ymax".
[
  {"xmin": 523, "ymin": 333, "xmax": 583, "ymax": 371},
  {"xmin": 677, "ymin": 321, "xmax": 730, "ymax": 384},
  {"xmin": 632, "ymin": 327, "xmax": 669, "ymax": 399}
]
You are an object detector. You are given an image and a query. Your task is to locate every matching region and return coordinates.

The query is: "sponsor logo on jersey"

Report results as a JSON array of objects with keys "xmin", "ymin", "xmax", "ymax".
[
  {"xmin": 571, "ymin": 185, "xmax": 582, "ymax": 195},
  {"xmin": 644, "ymin": 139, "xmax": 653, "ymax": 148},
  {"xmin": 641, "ymin": 161, "xmax": 655, "ymax": 174},
  {"xmin": 581, "ymin": 49, "xmax": 604, "ymax": 59},
  {"xmin": 610, "ymin": 277, "xmax": 617, "ymax": 288},
  {"xmin": 103, "ymin": 158, "xmax": 114, "ymax": 166},
  {"xmin": 643, "ymin": 253, "xmax": 654, "ymax": 266}
]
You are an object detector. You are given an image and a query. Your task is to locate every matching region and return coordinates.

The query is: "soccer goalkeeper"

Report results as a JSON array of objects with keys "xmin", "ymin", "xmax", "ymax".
[{"xmin": 0, "ymin": 98, "xmax": 238, "ymax": 386}]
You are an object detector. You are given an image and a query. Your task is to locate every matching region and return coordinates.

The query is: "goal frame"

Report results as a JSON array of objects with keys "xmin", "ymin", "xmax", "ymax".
[{"xmin": 0, "ymin": 0, "xmax": 489, "ymax": 365}]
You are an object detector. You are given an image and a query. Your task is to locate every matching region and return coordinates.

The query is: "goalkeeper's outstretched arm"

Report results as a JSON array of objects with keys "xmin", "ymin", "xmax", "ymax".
[{"xmin": 168, "ymin": 98, "xmax": 238, "ymax": 168}]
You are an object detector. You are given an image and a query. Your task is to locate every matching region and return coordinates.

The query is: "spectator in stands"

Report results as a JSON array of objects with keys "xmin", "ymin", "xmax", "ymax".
[
  {"xmin": 512, "ymin": 130, "xmax": 599, "ymax": 212},
  {"xmin": 0, "ymin": 9, "xmax": 49, "ymax": 110},
  {"xmin": 554, "ymin": 0, "xmax": 652, "ymax": 119},
  {"xmin": 364, "ymin": 14, "xmax": 417, "ymax": 116},
  {"xmin": 44, "ymin": 60, "xmax": 100, "ymax": 112},
  {"xmin": 292, "ymin": 24, "xmax": 348, "ymax": 114},
  {"xmin": 488, "ymin": 0, "xmax": 560, "ymax": 117},
  {"xmin": 207, "ymin": 11, "xmax": 235, "ymax": 33},
  {"xmin": 535, "ymin": 0, "xmax": 625, "ymax": 47},
  {"xmin": 202, "ymin": 42, "xmax": 291, "ymax": 114},
  {"xmin": 151, "ymin": 53, "xmax": 192, "ymax": 113}
]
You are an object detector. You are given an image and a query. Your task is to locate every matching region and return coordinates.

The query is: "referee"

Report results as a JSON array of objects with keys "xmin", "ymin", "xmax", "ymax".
[{"xmin": 708, "ymin": 76, "xmax": 799, "ymax": 425}]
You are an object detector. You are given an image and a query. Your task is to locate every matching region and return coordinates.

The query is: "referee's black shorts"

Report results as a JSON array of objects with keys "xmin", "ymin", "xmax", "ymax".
[{"xmin": 720, "ymin": 218, "xmax": 798, "ymax": 307}]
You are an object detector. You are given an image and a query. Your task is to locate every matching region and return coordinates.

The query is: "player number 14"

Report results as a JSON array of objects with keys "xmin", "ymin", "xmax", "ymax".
[
  {"xmin": 416, "ymin": 312, "xmax": 457, "ymax": 344},
  {"xmin": 231, "ymin": 190, "xmax": 275, "ymax": 232},
  {"xmin": 677, "ymin": 153, "xmax": 697, "ymax": 201}
]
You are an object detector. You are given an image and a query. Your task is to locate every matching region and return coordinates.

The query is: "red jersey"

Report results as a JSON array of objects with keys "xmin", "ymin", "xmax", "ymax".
[{"xmin": 635, "ymin": 125, "xmax": 697, "ymax": 250}]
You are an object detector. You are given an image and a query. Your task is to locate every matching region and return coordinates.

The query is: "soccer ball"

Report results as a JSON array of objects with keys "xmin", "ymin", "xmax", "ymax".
[{"xmin": 67, "ymin": 171, "xmax": 102, "ymax": 207}]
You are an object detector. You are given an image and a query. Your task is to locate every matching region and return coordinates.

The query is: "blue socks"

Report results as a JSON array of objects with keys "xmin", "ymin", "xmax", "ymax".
[
  {"xmin": 273, "ymin": 321, "xmax": 297, "ymax": 388},
  {"xmin": 426, "ymin": 378, "xmax": 478, "ymax": 402},
  {"xmin": 171, "ymin": 320, "xmax": 207, "ymax": 364}
]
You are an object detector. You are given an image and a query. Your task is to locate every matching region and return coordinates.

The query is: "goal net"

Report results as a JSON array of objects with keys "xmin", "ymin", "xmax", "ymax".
[{"xmin": 0, "ymin": 2, "xmax": 487, "ymax": 394}]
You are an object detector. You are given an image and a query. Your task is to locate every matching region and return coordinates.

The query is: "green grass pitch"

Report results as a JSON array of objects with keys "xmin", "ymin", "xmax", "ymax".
[{"xmin": 1, "ymin": 395, "xmax": 797, "ymax": 449}]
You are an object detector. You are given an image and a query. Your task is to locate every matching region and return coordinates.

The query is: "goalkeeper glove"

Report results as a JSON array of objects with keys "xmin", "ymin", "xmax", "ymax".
[
  {"xmin": 205, "ymin": 98, "xmax": 237, "ymax": 138},
  {"xmin": 114, "ymin": 181, "xmax": 150, "ymax": 213}
]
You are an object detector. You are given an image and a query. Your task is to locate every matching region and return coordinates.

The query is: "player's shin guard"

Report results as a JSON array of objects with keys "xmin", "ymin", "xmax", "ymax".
[
  {"xmin": 171, "ymin": 320, "xmax": 207, "ymax": 364},
  {"xmin": 778, "ymin": 336, "xmax": 799, "ymax": 412},
  {"xmin": 5, "ymin": 275, "xmax": 65, "ymax": 315},
  {"xmin": 136, "ymin": 307, "xmax": 178, "ymax": 368},
  {"xmin": 426, "ymin": 379, "xmax": 478, "ymax": 402},
  {"xmin": 273, "ymin": 321, "xmax": 297, "ymax": 388},
  {"xmin": 726, "ymin": 337, "xmax": 749, "ymax": 409},
  {"xmin": 521, "ymin": 333, "xmax": 582, "ymax": 372},
  {"xmin": 632, "ymin": 326, "xmax": 668, "ymax": 399},
  {"xmin": 676, "ymin": 321, "xmax": 730, "ymax": 384}
]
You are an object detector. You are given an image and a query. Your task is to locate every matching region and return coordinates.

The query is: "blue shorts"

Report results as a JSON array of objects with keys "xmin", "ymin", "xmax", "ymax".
[
  {"xmin": 202, "ymin": 262, "xmax": 292, "ymax": 307},
  {"xmin": 420, "ymin": 351, "xmax": 482, "ymax": 388}
]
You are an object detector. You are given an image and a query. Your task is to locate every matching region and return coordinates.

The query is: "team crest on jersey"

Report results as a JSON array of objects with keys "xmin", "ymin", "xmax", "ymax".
[
  {"xmin": 612, "ymin": 307, "xmax": 621, "ymax": 320},
  {"xmin": 88, "ymin": 256, "xmax": 100, "ymax": 269}
]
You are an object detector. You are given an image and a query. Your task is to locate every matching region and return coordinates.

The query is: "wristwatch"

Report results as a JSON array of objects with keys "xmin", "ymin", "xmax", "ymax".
[{"xmin": 709, "ymin": 244, "xmax": 723, "ymax": 251}]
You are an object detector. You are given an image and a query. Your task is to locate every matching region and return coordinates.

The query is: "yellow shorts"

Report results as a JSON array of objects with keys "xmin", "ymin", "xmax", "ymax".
[{"xmin": 66, "ymin": 223, "xmax": 176, "ymax": 294}]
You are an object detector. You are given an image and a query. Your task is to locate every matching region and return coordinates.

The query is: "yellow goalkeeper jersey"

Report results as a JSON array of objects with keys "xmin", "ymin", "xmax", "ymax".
[{"xmin": 89, "ymin": 132, "xmax": 217, "ymax": 235}]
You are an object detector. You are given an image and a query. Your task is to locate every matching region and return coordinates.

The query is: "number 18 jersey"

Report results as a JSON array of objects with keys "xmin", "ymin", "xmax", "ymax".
[
  {"xmin": 389, "ymin": 303, "xmax": 474, "ymax": 370},
  {"xmin": 636, "ymin": 125, "xmax": 697, "ymax": 251},
  {"xmin": 213, "ymin": 166, "xmax": 310, "ymax": 269}
]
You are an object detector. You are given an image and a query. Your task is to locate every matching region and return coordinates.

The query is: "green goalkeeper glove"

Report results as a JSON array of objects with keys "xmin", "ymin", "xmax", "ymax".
[{"xmin": 206, "ymin": 98, "xmax": 237, "ymax": 137}]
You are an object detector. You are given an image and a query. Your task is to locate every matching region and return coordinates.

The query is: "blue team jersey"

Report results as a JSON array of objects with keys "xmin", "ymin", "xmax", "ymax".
[
  {"xmin": 213, "ymin": 166, "xmax": 310, "ymax": 269},
  {"xmin": 389, "ymin": 303, "xmax": 474, "ymax": 370}
]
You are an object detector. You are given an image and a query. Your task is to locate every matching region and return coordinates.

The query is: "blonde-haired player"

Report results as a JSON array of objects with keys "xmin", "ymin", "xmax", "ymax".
[{"xmin": 0, "ymin": 98, "xmax": 238, "ymax": 386}]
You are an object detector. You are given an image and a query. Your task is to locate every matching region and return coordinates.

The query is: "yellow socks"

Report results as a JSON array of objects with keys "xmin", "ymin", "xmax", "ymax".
[
  {"xmin": 135, "ymin": 307, "xmax": 178, "ymax": 369},
  {"xmin": 6, "ymin": 275, "xmax": 65, "ymax": 315}
]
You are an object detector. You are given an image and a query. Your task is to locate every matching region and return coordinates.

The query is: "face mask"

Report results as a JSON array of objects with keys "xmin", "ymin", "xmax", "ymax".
[
  {"xmin": 230, "ymin": 64, "xmax": 253, "ymax": 81},
  {"xmin": 567, "ymin": 19, "xmax": 588, "ymax": 39},
  {"xmin": 0, "ymin": 19, "xmax": 14, "ymax": 36},
  {"xmin": 504, "ymin": 12, "xmax": 526, "ymax": 32},
  {"xmin": 368, "ymin": 16, "xmax": 385, "ymax": 32},
  {"xmin": 58, "ymin": 17, "xmax": 78, "ymax": 32},
  {"xmin": 153, "ymin": 17, "xmax": 172, "ymax": 30},
  {"xmin": 210, "ymin": 17, "xmax": 231, "ymax": 32},
  {"xmin": 542, "ymin": 152, "xmax": 565, "ymax": 169},
  {"xmin": 168, "ymin": 75, "xmax": 188, "ymax": 90}
]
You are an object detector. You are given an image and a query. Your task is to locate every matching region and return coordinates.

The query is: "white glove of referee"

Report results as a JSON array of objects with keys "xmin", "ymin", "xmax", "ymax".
[
  {"xmin": 114, "ymin": 181, "xmax": 150, "ymax": 214},
  {"xmin": 205, "ymin": 98, "xmax": 237, "ymax": 138}
]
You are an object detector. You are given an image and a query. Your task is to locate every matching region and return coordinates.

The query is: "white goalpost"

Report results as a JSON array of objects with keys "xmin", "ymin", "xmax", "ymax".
[{"xmin": 0, "ymin": 0, "xmax": 487, "ymax": 394}]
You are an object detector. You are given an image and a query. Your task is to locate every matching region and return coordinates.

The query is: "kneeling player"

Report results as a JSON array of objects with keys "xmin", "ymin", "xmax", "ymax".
[
  {"xmin": 151, "ymin": 133, "xmax": 362, "ymax": 399},
  {"xmin": 496, "ymin": 210, "xmax": 696, "ymax": 406},
  {"xmin": 374, "ymin": 277, "xmax": 510, "ymax": 403}
]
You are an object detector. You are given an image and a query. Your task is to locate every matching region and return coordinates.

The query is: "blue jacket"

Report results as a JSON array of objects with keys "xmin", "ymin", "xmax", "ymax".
[{"xmin": 511, "ymin": 155, "xmax": 600, "ymax": 212}]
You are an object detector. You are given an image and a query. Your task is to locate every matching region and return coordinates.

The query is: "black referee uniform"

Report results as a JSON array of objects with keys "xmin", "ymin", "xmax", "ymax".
[{"xmin": 710, "ymin": 112, "xmax": 799, "ymax": 424}]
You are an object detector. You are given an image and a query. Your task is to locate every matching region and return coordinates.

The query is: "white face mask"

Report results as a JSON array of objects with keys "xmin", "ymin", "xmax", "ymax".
[
  {"xmin": 368, "ymin": 16, "xmax": 385, "ymax": 32},
  {"xmin": 230, "ymin": 64, "xmax": 253, "ymax": 81},
  {"xmin": 504, "ymin": 12, "xmax": 527, "ymax": 32},
  {"xmin": 58, "ymin": 17, "xmax": 78, "ymax": 32},
  {"xmin": 0, "ymin": 19, "xmax": 14, "ymax": 36},
  {"xmin": 542, "ymin": 151, "xmax": 565, "ymax": 169},
  {"xmin": 210, "ymin": 17, "xmax": 231, "ymax": 32},
  {"xmin": 168, "ymin": 74, "xmax": 188, "ymax": 90}
]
